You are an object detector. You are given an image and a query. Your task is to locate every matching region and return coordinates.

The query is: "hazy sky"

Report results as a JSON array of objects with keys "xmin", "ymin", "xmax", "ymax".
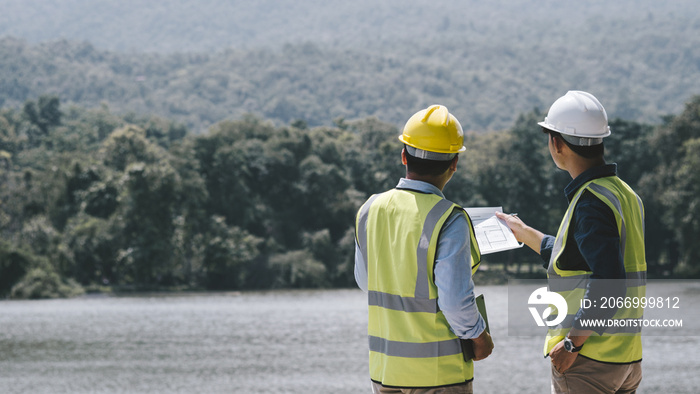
[{"xmin": 0, "ymin": 0, "xmax": 695, "ymax": 53}]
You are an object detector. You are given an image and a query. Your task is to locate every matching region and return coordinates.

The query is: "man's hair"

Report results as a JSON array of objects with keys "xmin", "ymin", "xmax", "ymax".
[
  {"xmin": 543, "ymin": 128, "xmax": 604, "ymax": 159},
  {"xmin": 404, "ymin": 145, "xmax": 456, "ymax": 176}
]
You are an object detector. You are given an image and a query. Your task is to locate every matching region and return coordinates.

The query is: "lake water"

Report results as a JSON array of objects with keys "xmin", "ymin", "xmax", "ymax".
[{"xmin": 1, "ymin": 284, "xmax": 699, "ymax": 393}]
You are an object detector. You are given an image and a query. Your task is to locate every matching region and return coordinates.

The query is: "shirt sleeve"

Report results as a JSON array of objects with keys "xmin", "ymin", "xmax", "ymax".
[
  {"xmin": 354, "ymin": 241, "xmax": 368, "ymax": 292},
  {"xmin": 433, "ymin": 210, "xmax": 486, "ymax": 339},
  {"xmin": 571, "ymin": 191, "xmax": 627, "ymax": 331},
  {"xmin": 540, "ymin": 235, "xmax": 555, "ymax": 268}
]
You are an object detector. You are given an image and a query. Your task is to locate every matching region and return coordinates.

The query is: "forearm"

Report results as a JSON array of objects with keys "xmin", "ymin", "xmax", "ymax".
[
  {"xmin": 439, "ymin": 289, "xmax": 486, "ymax": 339},
  {"xmin": 435, "ymin": 250, "xmax": 486, "ymax": 339},
  {"xmin": 519, "ymin": 225, "xmax": 546, "ymax": 255},
  {"xmin": 567, "ymin": 327, "xmax": 593, "ymax": 348},
  {"xmin": 436, "ymin": 213, "xmax": 493, "ymax": 360}
]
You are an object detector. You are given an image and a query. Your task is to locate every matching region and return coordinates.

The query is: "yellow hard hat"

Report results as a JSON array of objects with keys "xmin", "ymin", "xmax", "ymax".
[{"xmin": 399, "ymin": 105, "xmax": 466, "ymax": 160}]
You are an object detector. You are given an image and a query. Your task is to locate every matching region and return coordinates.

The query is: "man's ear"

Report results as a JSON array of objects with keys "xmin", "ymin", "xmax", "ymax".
[
  {"xmin": 401, "ymin": 148, "xmax": 408, "ymax": 165},
  {"xmin": 449, "ymin": 155, "xmax": 459, "ymax": 172},
  {"xmin": 551, "ymin": 134, "xmax": 565, "ymax": 154}
]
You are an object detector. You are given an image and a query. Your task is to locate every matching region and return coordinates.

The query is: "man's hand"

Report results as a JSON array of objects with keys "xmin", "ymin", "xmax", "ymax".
[
  {"xmin": 549, "ymin": 339, "xmax": 578, "ymax": 373},
  {"xmin": 494, "ymin": 211, "xmax": 545, "ymax": 254},
  {"xmin": 471, "ymin": 329, "xmax": 494, "ymax": 361}
]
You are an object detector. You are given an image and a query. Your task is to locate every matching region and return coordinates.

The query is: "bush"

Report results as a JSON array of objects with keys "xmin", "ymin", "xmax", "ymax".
[
  {"xmin": 10, "ymin": 266, "xmax": 84, "ymax": 299},
  {"xmin": 0, "ymin": 241, "xmax": 32, "ymax": 298},
  {"xmin": 269, "ymin": 250, "xmax": 328, "ymax": 288}
]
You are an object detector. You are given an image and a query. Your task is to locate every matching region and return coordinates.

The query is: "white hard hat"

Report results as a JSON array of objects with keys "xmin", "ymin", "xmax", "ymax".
[{"xmin": 538, "ymin": 91, "xmax": 611, "ymax": 146}]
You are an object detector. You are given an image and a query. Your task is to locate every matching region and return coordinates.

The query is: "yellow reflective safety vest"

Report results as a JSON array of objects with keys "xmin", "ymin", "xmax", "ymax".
[
  {"xmin": 545, "ymin": 176, "xmax": 646, "ymax": 363},
  {"xmin": 355, "ymin": 188, "xmax": 481, "ymax": 387}
]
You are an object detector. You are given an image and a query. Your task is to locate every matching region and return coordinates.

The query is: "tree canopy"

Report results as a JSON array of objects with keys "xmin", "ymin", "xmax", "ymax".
[{"xmin": 1, "ymin": 95, "xmax": 699, "ymax": 298}]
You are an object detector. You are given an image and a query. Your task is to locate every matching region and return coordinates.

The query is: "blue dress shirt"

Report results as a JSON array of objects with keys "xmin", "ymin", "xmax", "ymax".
[{"xmin": 355, "ymin": 178, "xmax": 486, "ymax": 339}]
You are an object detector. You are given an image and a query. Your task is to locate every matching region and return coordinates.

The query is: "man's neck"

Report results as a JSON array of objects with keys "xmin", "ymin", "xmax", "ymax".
[
  {"xmin": 567, "ymin": 157, "xmax": 606, "ymax": 180},
  {"xmin": 405, "ymin": 173, "xmax": 447, "ymax": 191}
]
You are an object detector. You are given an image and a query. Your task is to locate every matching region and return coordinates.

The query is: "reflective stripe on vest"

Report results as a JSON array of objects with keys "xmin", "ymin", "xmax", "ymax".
[
  {"xmin": 369, "ymin": 335, "xmax": 463, "ymax": 358},
  {"xmin": 545, "ymin": 176, "xmax": 646, "ymax": 363},
  {"xmin": 356, "ymin": 189, "xmax": 481, "ymax": 387}
]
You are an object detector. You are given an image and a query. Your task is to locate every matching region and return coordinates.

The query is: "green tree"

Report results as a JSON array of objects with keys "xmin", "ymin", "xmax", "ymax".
[
  {"xmin": 61, "ymin": 215, "xmax": 119, "ymax": 285},
  {"xmin": 640, "ymin": 96, "xmax": 700, "ymax": 276},
  {"xmin": 660, "ymin": 138, "xmax": 700, "ymax": 276},
  {"xmin": 101, "ymin": 125, "xmax": 162, "ymax": 171},
  {"xmin": 198, "ymin": 216, "xmax": 262, "ymax": 289},
  {"xmin": 22, "ymin": 95, "xmax": 62, "ymax": 145},
  {"xmin": 10, "ymin": 265, "xmax": 84, "ymax": 299},
  {"xmin": 116, "ymin": 161, "xmax": 180, "ymax": 286},
  {"xmin": 0, "ymin": 112, "xmax": 19, "ymax": 155},
  {"xmin": 0, "ymin": 240, "xmax": 33, "ymax": 297},
  {"xmin": 268, "ymin": 250, "xmax": 327, "ymax": 288}
]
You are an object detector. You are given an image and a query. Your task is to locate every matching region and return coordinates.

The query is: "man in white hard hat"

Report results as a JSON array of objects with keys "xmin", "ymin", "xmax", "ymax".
[
  {"xmin": 497, "ymin": 91, "xmax": 646, "ymax": 393},
  {"xmin": 355, "ymin": 105, "xmax": 493, "ymax": 393}
]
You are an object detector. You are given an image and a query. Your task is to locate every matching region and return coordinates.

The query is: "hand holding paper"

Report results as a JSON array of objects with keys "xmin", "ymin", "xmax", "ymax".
[
  {"xmin": 464, "ymin": 207, "xmax": 523, "ymax": 254},
  {"xmin": 494, "ymin": 211, "xmax": 546, "ymax": 254}
]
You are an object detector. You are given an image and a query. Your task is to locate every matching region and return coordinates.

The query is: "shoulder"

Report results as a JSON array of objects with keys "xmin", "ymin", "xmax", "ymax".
[
  {"xmin": 573, "ymin": 190, "xmax": 618, "ymax": 237},
  {"xmin": 576, "ymin": 189, "xmax": 615, "ymax": 217},
  {"xmin": 442, "ymin": 207, "xmax": 469, "ymax": 233}
]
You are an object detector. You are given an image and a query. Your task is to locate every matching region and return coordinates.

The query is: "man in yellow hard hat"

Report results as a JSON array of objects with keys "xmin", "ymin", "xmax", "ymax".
[
  {"xmin": 497, "ymin": 91, "xmax": 646, "ymax": 393},
  {"xmin": 355, "ymin": 105, "xmax": 494, "ymax": 393}
]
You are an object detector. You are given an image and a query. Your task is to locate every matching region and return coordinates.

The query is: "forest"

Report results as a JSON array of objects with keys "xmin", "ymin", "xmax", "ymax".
[
  {"xmin": 2, "ymin": 34, "xmax": 699, "ymax": 136},
  {"xmin": 2, "ymin": 0, "xmax": 700, "ymax": 135},
  {"xmin": 1, "ymin": 1, "xmax": 700, "ymax": 298},
  {"xmin": 1, "ymin": 94, "xmax": 699, "ymax": 299}
]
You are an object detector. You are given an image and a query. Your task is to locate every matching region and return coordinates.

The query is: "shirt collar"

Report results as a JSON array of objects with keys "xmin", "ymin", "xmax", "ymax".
[
  {"xmin": 564, "ymin": 163, "xmax": 618, "ymax": 201},
  {"xmin": 396, "ymin": 178, "xmax": 445, "ymax": 199}
]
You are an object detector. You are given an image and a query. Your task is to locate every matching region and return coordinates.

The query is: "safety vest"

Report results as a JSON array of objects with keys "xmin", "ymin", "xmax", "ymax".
[
  {"xmin": 545, "ymin": 176, "xmax": 646, "ymax": 363},
  {"xmin": 355, "ymin": 188, "xmax": 481, "ymax": 387}
]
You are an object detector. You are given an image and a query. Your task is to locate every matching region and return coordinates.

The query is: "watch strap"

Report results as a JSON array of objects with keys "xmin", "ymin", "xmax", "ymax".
[{"xmin": 565, "ymin": 337, "xmax": 583, "ymax": 352}]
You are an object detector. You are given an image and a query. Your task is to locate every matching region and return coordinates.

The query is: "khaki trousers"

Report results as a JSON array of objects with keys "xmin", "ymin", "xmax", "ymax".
[
  {"xmin": 371, "ymin": 381, "xmax": 473, "ymax": 394},
  {"xmin": 551, "ymin": 356, "xmax": 642, "ymax": 394}
]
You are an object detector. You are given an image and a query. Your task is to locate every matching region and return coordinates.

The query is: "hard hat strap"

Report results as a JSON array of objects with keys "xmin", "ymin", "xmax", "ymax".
[
  {"xmin": 559, "ymin": 134, "xmax": 604, "ymax": 147},
  {"xmin": 405, "ymin": 145, "xmax": 457, "ymax": 161}
]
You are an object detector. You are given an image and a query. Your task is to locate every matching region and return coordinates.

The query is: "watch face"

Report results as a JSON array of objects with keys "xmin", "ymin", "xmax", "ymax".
[{"xmin": 564, "ymin": 339, "xmax": 572, "ymax": 351}]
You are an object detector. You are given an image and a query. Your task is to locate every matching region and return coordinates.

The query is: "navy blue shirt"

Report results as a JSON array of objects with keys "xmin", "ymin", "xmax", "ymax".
[{"xmin": 540, "ymin": 164, "xmax": 626, "ymax": 330}]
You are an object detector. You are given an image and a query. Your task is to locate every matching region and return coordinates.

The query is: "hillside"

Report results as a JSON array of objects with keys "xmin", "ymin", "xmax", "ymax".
[{"xmin": 0, "ymin": 0, "xmax": 699, "ymax": 132}]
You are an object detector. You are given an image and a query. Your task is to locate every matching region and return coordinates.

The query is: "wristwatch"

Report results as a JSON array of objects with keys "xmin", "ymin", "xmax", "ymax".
[{"xmin": 563, "ymin": 337, "xmax": 583, "ymax": 353}]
